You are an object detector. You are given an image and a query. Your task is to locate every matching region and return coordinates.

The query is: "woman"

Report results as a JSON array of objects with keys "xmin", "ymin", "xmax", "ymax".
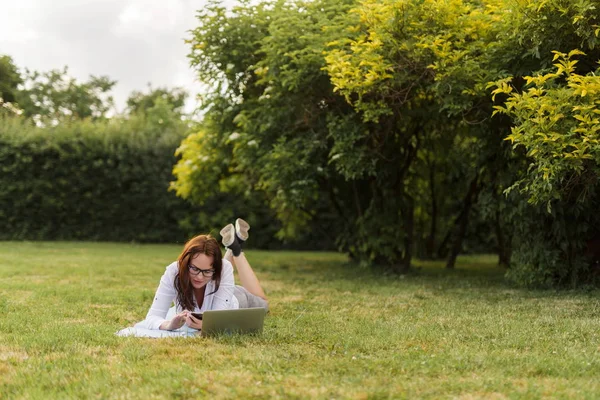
[{"xmin": 117, "ymin": 218, "xmax": 267, "ymax": 336}]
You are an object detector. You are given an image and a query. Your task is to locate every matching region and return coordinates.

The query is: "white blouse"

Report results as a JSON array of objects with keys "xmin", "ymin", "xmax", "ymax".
[{"xmin": 139, "ymin": 258, "xmax": 239, "ymax": 330}]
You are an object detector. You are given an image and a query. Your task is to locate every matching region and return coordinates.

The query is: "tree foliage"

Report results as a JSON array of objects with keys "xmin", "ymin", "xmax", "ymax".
[
  {"xmin": 0, "ymin": 113, "xmax": 196, "ymax": 242},
  {"xmin": 3, "ymin": 0, "xmax": 599, "ymax": 286},
  {"xmin": 173, "ymin": 0, "xmax": 600, "ymax": 286},
  {"xmin": 176, "ymin": 0, "xmax": 506, "ymax": 271},
  {"xmin": 485, "ymin": 0, "xmax": 600, "ymax": 287},
  {"xmin": 126, "ymin": 85, "xmax": 188, "ymax": 116},
  {"xmin": 0, "ymin": 55, "xmax": 22, "ymax": 104},
  {"xmin": 17, "ymin": 67, "xmax": 116, "ymax": 124},
  {"xmin": 492, "ymin": 50, "xmax": 600, "ymax": 286},
  {"xmin": 174, "ymin": 0, "xmax": 359, "ymax": 252},
  {"xmin": 494, "ymin": 50, "xmax": 600, "ymax": 209}
]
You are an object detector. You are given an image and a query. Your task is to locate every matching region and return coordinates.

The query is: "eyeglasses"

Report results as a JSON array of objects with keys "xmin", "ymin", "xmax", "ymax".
[{"xmin": 188, "ymin": 264, "xmax": 216, "ymax": 277}]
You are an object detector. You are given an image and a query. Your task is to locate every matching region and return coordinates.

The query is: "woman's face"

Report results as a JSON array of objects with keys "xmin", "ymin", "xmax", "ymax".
[{"xmin": 188, "ymin": 252, "xmax": 215, "ymax": 289}]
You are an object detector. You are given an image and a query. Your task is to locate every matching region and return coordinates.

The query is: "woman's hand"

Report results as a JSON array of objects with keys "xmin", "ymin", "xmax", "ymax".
[
  {"xmin": 186, "ymin": 314, "xmax": 203, "ymax": 330},
  {"xmin": 160, "ymin": 311, "xmax": 189, "ymax": 331}
]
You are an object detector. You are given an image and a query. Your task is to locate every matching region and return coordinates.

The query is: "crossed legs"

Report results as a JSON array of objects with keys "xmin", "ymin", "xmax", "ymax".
[
  {"xmin": 224, "ymin": 249, "xmax": 267, "ymax": 301},
  {"xmin": 221, "ymin": 219, "xmax": 268, "ymax": 302}
]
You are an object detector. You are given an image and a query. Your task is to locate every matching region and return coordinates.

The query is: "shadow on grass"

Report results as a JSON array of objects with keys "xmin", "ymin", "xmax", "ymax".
[
  {"xmin": 259, "ymin": 251, "xmax": 600, "ymax": 299},
  {"xmin": 259, "ymin": 252, "xmax": 505, "ymax": 287}
]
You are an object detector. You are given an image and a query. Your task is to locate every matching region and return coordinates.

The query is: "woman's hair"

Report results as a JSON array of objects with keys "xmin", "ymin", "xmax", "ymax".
[{"xmin": 174, "ymin": 234, "xmax": 223, "ymax": 311}]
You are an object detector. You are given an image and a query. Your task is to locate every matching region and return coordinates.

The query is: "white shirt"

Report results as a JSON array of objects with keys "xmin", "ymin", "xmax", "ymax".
[{"xmin": 140, "ymin": 258, "xmax": 239, "ymax": 329}]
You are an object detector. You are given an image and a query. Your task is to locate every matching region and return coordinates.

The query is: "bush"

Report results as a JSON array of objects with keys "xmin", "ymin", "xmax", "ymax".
[{"xmin": 0, "ymin": 115, "xmax": 200, "ymax": 242}]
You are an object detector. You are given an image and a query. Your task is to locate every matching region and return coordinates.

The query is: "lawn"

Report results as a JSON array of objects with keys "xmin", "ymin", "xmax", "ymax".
[{"xmin": 1, "ymin": 241, "xmax": 599, "ymax": 399}]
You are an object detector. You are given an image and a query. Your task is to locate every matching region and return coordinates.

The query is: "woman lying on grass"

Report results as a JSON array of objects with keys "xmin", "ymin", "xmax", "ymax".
[{"xmin": 122, "ymin": 218, "xmax": 268, "ymax": 335}]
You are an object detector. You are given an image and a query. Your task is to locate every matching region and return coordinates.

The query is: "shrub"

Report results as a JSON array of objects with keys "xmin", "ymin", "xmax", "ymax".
[{"xmin": 0, "ymin": 115, "xmax": 199, "ymax": 242}]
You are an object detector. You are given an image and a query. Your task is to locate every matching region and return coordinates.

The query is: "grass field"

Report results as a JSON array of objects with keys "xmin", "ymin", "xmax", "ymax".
[{"xmin": 1, "ymin": 241, "xmax": 599, "ymax": 399}]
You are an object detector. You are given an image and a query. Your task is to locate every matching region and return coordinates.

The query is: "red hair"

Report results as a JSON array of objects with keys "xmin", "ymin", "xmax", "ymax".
[{"xmin": 174, "ymin": 234, "xmax": 223, "ymax": 311}]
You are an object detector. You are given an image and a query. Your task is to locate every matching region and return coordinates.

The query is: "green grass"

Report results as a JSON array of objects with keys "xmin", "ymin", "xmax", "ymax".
[{"xmin": 1, "ymin": 242, "xmax": 599, "ymax": 399}]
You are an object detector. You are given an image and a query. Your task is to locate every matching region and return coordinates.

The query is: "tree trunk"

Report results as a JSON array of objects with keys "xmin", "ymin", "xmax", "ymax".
[
  {"xmin": 401, "ymin": 194, "xmax": 415, "ymax": 272},
  {"xmin": 495, "ymin": 209, "xmax": 511, "ymax": 267},
  {"xmin": 426, "ymin": 160, "xmax": 437, "ymax": 258},
  {"xmin": 437, "ymin": 224, "xmax": 453, "ymax": 259},
  {"xmin": 446, "ymin": 174, "xmax": 480, "ymax": 269},
  {"xmin": 389, "ymin": 135, "xmax": 419, "ymax": 273}
]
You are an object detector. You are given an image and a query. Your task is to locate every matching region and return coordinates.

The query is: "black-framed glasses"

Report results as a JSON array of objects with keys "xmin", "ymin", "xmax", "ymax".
[{"xmin": 188, "ymin": 264, "xmax": 216, "ymax": 277}]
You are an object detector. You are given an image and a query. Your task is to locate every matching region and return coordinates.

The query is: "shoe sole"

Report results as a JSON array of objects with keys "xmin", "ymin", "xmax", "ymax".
[
  {"xmin": 235, "ymin": 218, "xmax": 250, "ymax": 241},
  {"xmin": 220, "ymin": 224, "xmax": 235, "ymax": 247}
]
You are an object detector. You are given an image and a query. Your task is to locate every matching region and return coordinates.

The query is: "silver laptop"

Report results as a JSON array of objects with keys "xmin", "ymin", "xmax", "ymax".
[{"xmin": 200, "ymin": 307, "xmax": 266, "ymax": 337}]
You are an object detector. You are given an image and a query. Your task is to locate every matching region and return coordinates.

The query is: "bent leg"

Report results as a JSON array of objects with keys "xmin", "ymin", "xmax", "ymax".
[
  {"xmin": 234, "ymin": 286, "xmax": 268, "ymax": 311},
  {"xmin": 224, "ymin": 248, "xmax": 233, "ymax": 263},
  {"xmin": 232, "ymin": 252, "xmax": 267, "ymax": 301}
]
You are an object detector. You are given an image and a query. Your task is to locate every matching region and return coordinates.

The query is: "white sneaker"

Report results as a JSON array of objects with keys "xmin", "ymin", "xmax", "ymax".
[
  {"xmin": 235, "ymin": 218, "xmax": 250, "ymax": 242},
  {"xmin": 220, "ymin": 223, "xmax": 235, "ymax": 247}
]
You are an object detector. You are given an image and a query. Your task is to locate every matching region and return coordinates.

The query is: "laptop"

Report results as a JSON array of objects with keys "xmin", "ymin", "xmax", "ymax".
[{"xmin": 200, "ymin": 307, "xmax": 266, "ymax": 337}]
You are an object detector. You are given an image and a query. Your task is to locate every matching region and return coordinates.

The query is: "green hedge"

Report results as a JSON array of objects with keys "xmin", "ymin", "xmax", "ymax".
[{"xmin": 0, "ymin": 116, "xmax": 199, "ymax": 242}]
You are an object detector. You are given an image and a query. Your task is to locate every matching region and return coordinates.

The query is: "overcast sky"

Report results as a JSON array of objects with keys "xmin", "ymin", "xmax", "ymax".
[{"xmin": 0, "ymin": 0, "xmax": 216, "ymax": 114}]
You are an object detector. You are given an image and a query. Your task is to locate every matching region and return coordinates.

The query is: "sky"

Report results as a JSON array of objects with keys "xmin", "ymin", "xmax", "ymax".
[{"xmin": 0, "ymin": 0, "xmax": 217, "ymax": 114}]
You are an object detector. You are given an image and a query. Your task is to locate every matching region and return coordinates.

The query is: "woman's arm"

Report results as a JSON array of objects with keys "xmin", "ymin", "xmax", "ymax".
[
  {"xmin": 159, "ymin": 311, "xmax": 189, "ymax": 331},
  {"xmin": 141, "ymin": 262, "xmax": 179, "ymax": 330},
  {"xmin": 209, "ymin": 259, "xmax": 236, "ymax": 310}
]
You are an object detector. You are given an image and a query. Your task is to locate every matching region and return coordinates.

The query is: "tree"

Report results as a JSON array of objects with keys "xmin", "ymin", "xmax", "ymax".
[
  {"xmin": 177, "ymin": 0, "xmax": 505, "ymax": 271},
  {"xmin": 493, "ymin": 50, "xmax": 600, "ymax": 286},
  {"xmin": 486, "ymin": 0, "xmax": 600, "ymax": 287},
  {"xmin": 17, "ymin": 67, "xmax": 116, "ymax": 123},
  {"xmin": 126, "ymin": 85, "xmax": 187, "ymax": 116},
  {"xmin": 0, "ymin": 55, "xmax": 22, "ymax": 104},
  {"xmin": 173, "ymin": 0, "xmax": 362, "ymax": 255},
  {"xmin": 324, "ymin": 0, "xmax": 514, "ymax": 269},
  {"xmin": 176, "ymin": 0, "xmax": 600, "ymax": 285}
]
